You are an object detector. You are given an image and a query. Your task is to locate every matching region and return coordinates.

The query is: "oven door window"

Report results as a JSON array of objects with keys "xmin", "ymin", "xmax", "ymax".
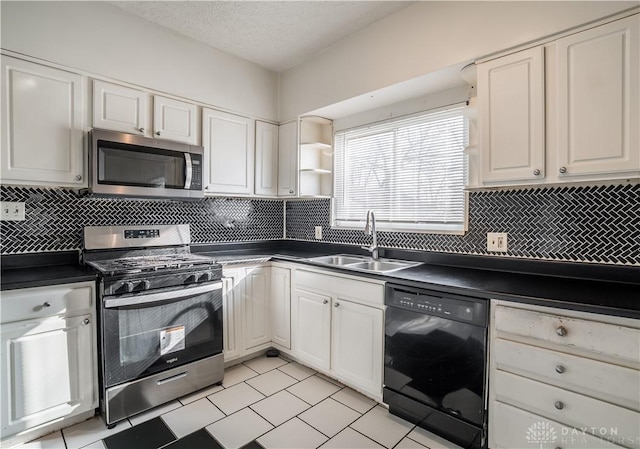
[
  {"xmin": 98, "ymin": 142, "xmax": 186, "ymax": 189},
  {"xmin": 102, "ymin": 287, "xmax": 222, "ymax": 387},
  {"xmin": 385, "ymin": 307, "xmax": 486, "ymax": 427}
]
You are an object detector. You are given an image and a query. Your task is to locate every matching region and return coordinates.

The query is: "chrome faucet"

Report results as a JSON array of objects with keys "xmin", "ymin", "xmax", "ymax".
[{"xmin": 362, "ymin": 210, "xmax": 379, "ymax": 260}]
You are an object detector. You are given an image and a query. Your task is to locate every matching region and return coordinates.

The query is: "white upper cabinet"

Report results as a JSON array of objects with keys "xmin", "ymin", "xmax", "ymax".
[
  {"xmin": 476, "ymin": 14, "xmax": 640, "ymax": 187},
  {"xmin": 478, "ymin": 47, "xmax": 545, "ymax": 183},
  {"xmin": 1, "ymin": 56, "xmax": 86, "ymax": 187},
  {"xmin": 92, "ymin": 80, "xmax": 147, "ymax": 135},
  {"xmin": 255, "ymin": 121, "xmax": 278, "ymax": 196},
  {"xmin": 202, "ymin": 108, "xmax": 255, "ymax": 195},
  {"xmin": 278, "ymin": 121, "xmax": 298, "ymax": 197},
  {"xmin": 153, "ymin": 95, "xmax": 198, "ymax": 145},
  {"xmin": 555, "ymin": 15, "xmax": 639, "ymax": 179}
]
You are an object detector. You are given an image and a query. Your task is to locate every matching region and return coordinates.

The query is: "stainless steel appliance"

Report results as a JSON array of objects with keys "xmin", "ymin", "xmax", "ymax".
[
  {"xmin": 83, "ymin": 224, "xmax": 223, "ymax": 426},
  {"xmin": 384, "ymin": 284, "xmax": 488, "ymax": 449},
  {"xmin": 89, "ymin": 129, "xmax": 204, "ymax": 199}
]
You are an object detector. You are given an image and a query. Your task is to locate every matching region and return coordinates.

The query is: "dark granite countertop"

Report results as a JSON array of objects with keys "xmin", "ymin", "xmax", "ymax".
[
  {"xmin": 193, "ymin": 241, "xmax": 640, "ymax": 320},
  {"xmin": 1, "ymin": 251, "xmax": 97, "ymax": 291},
  {"xmin": 2, "ymin": 243, "xmax": 638, "ymax": 319}
]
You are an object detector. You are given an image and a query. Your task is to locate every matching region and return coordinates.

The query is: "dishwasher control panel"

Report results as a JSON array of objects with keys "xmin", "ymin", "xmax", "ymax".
[{"xmin": 386, "ymin": 284, "xmax": 487, "ymax": 326}]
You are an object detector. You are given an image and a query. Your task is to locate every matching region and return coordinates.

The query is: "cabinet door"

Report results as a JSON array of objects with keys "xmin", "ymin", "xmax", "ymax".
[
  {"xmin": 478, "ymin": 47, "xmax": 545, "ymax": 183},
  {"xmin": 278, "ymin": 121, "xmax": 298, "ymax": 196},
  {"xmin": 1, "ymin": 56, "xmax": 86, "ymax": 187},
  {"xmin": 92, "ymin": 80, "xmax": 147, "ymax": 135},
  {"xmin": 202, "ymin": 108, "xmax": 255, "ymax": 195},
  {"xmin": 0, "ymin": 315, "xmax": 95, "ymax": 439},
  {"xmin": 255, "ymin": 121, "xmax": 278, "ymax": 196},
  {"xmin": 291, "ymin": 288, "xmax": 331, "ymax": 371},
  {"xmin": 153, "ymin": 95, "xmax": 198, "ymax": 145},
  {"xmin": 331, "ymin": 299, "xmax": 383, "ymax": 396},
  {"xmin": 271, "ymin": 267, "xmax": 291, "ymax": 349},
  {"xmin": 244, "ymin": 267, "xmax": 271, "ymax": 350},
  {"xmin": 556, "ymin": 15, "xmax": 639, "ymax": 177},
  {"xmin": 222, "ymin": 271, "xmax": 244, "ymax": 362}
]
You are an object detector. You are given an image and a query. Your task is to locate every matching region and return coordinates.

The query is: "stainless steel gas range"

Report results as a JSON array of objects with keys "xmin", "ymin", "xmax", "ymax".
[{"xmin": 83, "ymin": 224, "xmax": 224, "ymax": 426}]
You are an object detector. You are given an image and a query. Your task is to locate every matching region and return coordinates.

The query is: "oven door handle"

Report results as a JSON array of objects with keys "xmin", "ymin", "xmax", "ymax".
[
  {"xmin": 184, "ymin": 153, "xmax": 193, "ymax": 189},
  {"xmin": 104, "ymin": 282, "xmax": 221, "ymax": 308}
]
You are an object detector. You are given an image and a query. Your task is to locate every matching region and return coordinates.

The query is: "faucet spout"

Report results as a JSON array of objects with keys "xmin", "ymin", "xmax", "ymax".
[{"xmin": 362, "ymin": 210, "xmax": 379, "ymax": 259}]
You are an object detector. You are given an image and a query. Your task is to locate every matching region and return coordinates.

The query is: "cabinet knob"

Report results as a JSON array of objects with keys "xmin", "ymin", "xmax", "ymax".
[
  {"xmin": 139, "ymin": 127, "xmax": 145, "ymax": 133},
  {"xmin": 156, "ymin": 131, "xmax": 161, "ymax": 136},
  {"xmin": 323, "ymin": 299, "xmax": 328, "ymax": 305},
  {"xmin": 556, "ymin": 326, "xmax": 568, "ymax": 337},
  {"xmin": 533, "ymin": 169, "xmax": 540, "ymax": 176},
  {"xmin": 42, "ymin": 301, "xmax": 51, "ymax": 308},
  {"xmin": 555, "ymin": 365, "xmax": 566, "ymax": 374},
  {"xmin": 554, "ymin": 401, "xmax": 564, "ymax": 410},
  {"xmin": 289, "ymin": 190, "xmax": 294, "ymax": 194},
  {"xmin": 83, "ymin": 318, "xmax": 90, "ymax": 325},
  {"xmin": 334, "ymin": 302, "xmax": 340, "ymax": 307},
  {"xmin": 559, "ymin": 166, "xmax": 567, "ymax": 174},
  {"xmin": 205, "ymin": 186, "xmax": 210, "ymax": 190},
  {"xmin": 75, "ymin": 175, "xmax": 82, "ymax": 181}
]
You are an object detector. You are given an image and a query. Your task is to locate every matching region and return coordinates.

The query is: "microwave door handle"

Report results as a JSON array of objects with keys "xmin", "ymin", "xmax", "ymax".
[
  {"xmin": 104, "ymin": 282, "xmax": 222, "ymax": 308},
  {"xmin": 184, "ymin": 153, "xmax": 193, "ymax": 189}
]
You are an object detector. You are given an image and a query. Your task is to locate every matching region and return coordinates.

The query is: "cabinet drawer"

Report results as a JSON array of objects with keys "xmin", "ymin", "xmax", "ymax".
[
  {"xmin": 1, "ymin": 282, "xmax": 95, "ymax": 323},
  {"xmin": 494, "ymin": 305, "xmax": 640, "ymax": 366},
  {"xmin": 494, "ymin": 370, "xmax": 640, "ymax": 449},
  {"xmin": 494, "ymin": 338, "xmax": 640, "ymax": 411},
  {"xmin": 491, "ymin": 400, "xmax": 625, "ymax": 449},
  {"xmin": 294, "ymin": 269, "xmax": 383, "ymax": 307}
]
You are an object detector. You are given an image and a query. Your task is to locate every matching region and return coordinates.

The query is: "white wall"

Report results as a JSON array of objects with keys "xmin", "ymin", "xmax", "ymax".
[
  {"xmin": 280, "ymin": 1, "xmax": 638, "ymax": 121},
  {"xmin": 0, "ymin": 1, "xmax": 278, "ymax": 121}
]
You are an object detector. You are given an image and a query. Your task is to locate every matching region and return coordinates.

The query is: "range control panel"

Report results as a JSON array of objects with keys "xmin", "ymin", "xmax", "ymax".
[{"xmin": 386, "ymin": 284, "xmax": 487, "ymax": 326}]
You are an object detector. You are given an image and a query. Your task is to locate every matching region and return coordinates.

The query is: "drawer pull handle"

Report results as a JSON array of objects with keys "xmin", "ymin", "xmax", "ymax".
[
  {"xmin": 83, "ymin": 318, "xmax": 91, "ymax": 325},
  {"xmin": 555, "ymin": 365, "xmax": 566, "ymax": 374},
  {"xmin": 42, "ymin": 302, "xmax": 51, "ymax": 308},
  {"xmin": 556, "ymin": 326, "xmax": 568, "ymax": 336},
  {"xmin": 554, "ymin": 401, "xmax": 564, "ymax": 410}
]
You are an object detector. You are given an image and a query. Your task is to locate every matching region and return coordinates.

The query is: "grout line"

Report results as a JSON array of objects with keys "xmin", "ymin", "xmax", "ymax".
[{"xmin": 345, "ymin": 424, "xmax": 391, "ymax": 449}]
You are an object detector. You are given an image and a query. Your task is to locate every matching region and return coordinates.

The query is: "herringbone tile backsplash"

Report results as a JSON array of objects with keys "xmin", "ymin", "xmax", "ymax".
[
  {"xmin": 286, "ymin": 184, "xmax": 640, "ymax": 266},
  {"xmin": 1, "ymin": 184, "xmax": 638, "ymax": 265},
  {"xmin": 0, "ymin": 187, "xmax": 284, "ymax": 254}
]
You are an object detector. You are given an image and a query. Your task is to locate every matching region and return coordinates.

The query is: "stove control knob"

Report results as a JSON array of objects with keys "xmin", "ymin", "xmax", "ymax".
[
  {"xmin": 199, "ymin": 272, "xmax": 212, "ymax": 282},
  {"xmin": 139, "ymin": 280, "xmax": 151, "ymax": 291},
  {"xmin": 123, "ymin": 281, "xmax": 135, "ymax": 293}
]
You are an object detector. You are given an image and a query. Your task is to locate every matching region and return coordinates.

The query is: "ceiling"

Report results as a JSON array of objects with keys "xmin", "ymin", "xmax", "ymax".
[{"xmin": 112, "ymin": 1, "xmax": 415, "ymax": 73}]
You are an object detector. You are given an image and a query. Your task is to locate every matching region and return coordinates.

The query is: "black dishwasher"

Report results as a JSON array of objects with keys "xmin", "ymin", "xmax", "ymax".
[{"xmin": 384, "ymin": 284, "xmax": 488, "ymax": 449}]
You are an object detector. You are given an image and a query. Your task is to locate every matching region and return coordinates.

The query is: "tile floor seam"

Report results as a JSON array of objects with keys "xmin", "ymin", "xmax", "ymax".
[
  {"xmin": 330, "ymin": 389, "xmax": 379, "ymax": 415},
  {"xmin": 297, "ymin": 396, "xmax": 364, "ymax": 440},
  {"xmin": 204, "ymin": 395, "xmax": 228, "ymax": 416},
  {"xmin": 283, "ymin": 386, "xmax": 315, "ymax": 407},
  {"xmin": 347, "ymin": 421, "xmax": 405, "ymax": 449},
  {"xmin": 405, "ymin": 435, "xmax": 430, "ymax": 449}
]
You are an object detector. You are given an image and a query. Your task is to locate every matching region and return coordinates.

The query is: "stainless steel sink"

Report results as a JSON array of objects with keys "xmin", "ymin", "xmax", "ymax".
[
  {"xmin": 309, "ymin": 255, "xmax": 368, "ymax": 265},
  {"xmin": 308, "ymin": 254, "xmax": 421, "ymax": 273}
]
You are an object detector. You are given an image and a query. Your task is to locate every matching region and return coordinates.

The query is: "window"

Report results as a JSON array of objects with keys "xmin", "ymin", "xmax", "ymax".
[{"xmin": 333, "ymin": 105, "xmax": 467, "ymax": 234}]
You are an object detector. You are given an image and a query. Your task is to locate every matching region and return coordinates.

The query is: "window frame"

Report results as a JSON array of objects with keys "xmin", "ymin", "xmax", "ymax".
[{"xmin": 331, "ymin": 103, "xmax": 469, "ymax": 235}]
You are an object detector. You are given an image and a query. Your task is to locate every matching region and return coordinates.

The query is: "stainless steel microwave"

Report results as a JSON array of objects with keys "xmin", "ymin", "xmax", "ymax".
[{"xmin": 89, "ymin": 129, "xmax": 204, "ymax": 199}]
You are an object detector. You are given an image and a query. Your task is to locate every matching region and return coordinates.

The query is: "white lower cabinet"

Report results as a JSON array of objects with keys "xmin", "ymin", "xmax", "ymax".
[
  {"xmin": 222, "ymin": 264, "xmax": 291, "ymax": 362},
  {"xmin": 291, "ymin": 268, "xmax": 385, "ymax": 400},
  {"xmin": 0, "ymin": 281, "xmax": 97, "ymax": 445},
  {"xmin": 489, "ymin": 300, "xmax": 640, "ymax": 449}
]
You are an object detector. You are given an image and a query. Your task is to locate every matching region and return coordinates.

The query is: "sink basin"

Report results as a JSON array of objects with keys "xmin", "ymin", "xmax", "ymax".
[
  {"xmin": 309, "ymin": 255, "xmax": 368, "ymax": 265},
  {"xmin": 308, "ymin": 254, "xmax": 421, "ymax": 273}
]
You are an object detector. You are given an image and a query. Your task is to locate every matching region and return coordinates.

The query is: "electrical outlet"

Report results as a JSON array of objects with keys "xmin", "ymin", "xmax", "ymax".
[
  {"xmin": 1, "ymin": 202, "xmax": 25, "ymax": 221},
  {"xmin": 487, "ymin": 232, "xmax": 508, "ymax": 252},
  {"xmin": 314, "ymin": 226, "xmax": 322, "ymax": 240}
]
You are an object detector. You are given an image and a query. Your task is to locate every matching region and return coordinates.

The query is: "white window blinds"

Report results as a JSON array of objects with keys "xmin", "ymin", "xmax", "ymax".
[{"xmin": 333, "ymin": 105, "xmax": 467, "ymax": 233}]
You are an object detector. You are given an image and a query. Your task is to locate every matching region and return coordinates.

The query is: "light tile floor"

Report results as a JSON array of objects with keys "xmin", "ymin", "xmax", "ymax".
[{"xmin": 17, "ymin": 355, "xmax": 462, "ymax": 449}]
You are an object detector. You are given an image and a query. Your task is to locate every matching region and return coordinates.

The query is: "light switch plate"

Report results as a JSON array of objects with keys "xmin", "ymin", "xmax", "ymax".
[{"xmin": 1, "ymin": 202, "xmax": 26, "ymax": 221}]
